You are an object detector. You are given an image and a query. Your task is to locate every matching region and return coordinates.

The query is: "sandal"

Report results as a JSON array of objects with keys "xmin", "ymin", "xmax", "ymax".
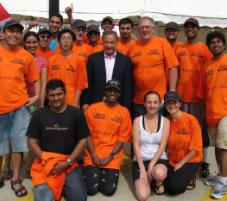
[
  {"xmin": 1, "ymin": 170, "xmax": 12, "ymax": 180},
  {"xmin": 152, "ymin": 182, "xmax": 165, "ymax": 195},
  {"xmin": 186, "ymin": 177, "xmax": 196, "ymax": 190},
  {"xmin": 11, "ymin": 180, "xmax": 28, "ymax": 197},
  {"xmin": 0, "ymin": 177, "xmax": 5, "ymax": 188}
]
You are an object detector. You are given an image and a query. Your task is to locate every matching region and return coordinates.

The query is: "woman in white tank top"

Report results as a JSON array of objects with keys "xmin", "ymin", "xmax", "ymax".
[{"xmin": 132, "ymin": 91, "xmax": 170, "ymax": 201}]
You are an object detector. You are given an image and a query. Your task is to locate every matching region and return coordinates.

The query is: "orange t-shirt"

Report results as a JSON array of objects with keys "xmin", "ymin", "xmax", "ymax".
[
  {"xmin": 176, "ymin": 42, "xmax": 212, "ymax": 103},
  {"xmin": 167, "ymin": 112, "xmax": 203, "ymax": 167},
  {"xmin": 0, "ymin": 46, "xmax": 39, "ymax": 114},
  {"xmin": 88, "ymin": 43, "xmax": 103, "ymax": 55},
  {"xmin": 172, "ymin": 41, "xmax": 183, "ymax": 53},
  {"xmin": 202, "ymin": 54, "xmax": 227, "ymax": 126},
  {"xmin": 36, "ymin": 48, "xmax": 55, "ymax": 61},
  {"xmin": 48, "ymin": 53, "xmax": 88, "ymax": 106},
  {"xmin": 117, "ymin": 38, "xmax": 136, "ymax": 56},
  {"xmin": 129, "ymin": 36, "xmax": 179, "ymax": 104},
  {"xmin": 84, "ymin": 102, "xmax": 132, "ymax": 170},
  {"xmin": 56, "ymin": 43, "xmax": 93, "ymax": 63}
]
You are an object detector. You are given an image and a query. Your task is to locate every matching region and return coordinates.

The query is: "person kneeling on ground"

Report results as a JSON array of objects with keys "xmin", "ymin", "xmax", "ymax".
[
  {"xmin": 164, "ymin": 91, "xmax": 203, "ymax": 194},
  {"xmin": 132, "ymin": 91, "xmax": 170, "ymax": 201},
  {"xmin": 27, "ymin": 79, "xmax": 89, "ymax": 201},
  {"xmin": 83, "ymin": 79, "xmax": 132, "ymax": 196}
]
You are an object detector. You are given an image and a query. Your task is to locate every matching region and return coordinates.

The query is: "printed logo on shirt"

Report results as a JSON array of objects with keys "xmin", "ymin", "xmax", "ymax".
[
  {"xmin": 94, "ymin": 113, "xmax": 105, "ymax": 119},
  {"xmin": 46, "ymin": 123, "xmax": 68, "ymax": 131},
  {"xmin": 191, "ymin": 52, "xmax": 204, "ymax": 59},
  {"xmin": 11, "ymin": 58, "xmax": 25, "ymax": 65},
  {"xmin": 51, "ymin": 65, "xmax": 60, "ymax": 71},
  {"xmin": 217, "ymin": 65, "xmax": 227, "ymax": 72},
  {"xmin": 111, "ymin": 116, "xmax": 122, "ymax": 123},
  {"xmin": 147, "ymin": 49, "xmax": 160, "ymax": 55},
  {"xmin": 66, "ymin": 65, "xmax": 76, "ymax": 72},
  {"xmin": 206, "ymin": 69, "xmax": 213, "ymax": 77},
  {"xmin": 78, "ymin": 52, "xmax": 87, "ymax": 58},
  {"xmin": 177, "ymin": 50, "xmax": 187, "ymax": 57},
  {"xmin": 176, "ymin": 128, "xmax": 189, "ymax": 135}
]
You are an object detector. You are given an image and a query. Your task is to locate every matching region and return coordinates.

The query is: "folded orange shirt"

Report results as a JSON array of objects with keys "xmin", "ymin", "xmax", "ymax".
[{"xmin": 31, "ymin": 152, "xmax": 77, "ymax": 201}]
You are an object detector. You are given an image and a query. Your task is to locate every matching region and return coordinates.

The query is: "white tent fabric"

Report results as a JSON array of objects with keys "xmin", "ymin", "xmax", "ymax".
[{"xmin": 2, "ymin": 0, "xmax": 227, "ymax": 27}]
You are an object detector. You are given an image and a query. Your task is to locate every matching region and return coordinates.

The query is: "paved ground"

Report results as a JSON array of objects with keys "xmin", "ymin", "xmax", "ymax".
[{"xmin": 0, "ymin": 147, "xmax": 226, "ymax": 201}]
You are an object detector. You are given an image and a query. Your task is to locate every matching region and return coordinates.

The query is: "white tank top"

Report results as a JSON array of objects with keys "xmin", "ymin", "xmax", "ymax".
[{"xmin": 134, "ymin": 115, "xmax": 168, "ymax": 161}]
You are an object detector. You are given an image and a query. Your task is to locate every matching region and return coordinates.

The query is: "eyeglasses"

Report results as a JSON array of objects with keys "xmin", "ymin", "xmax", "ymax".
[{"xmin": 39, "ymin": 35, "xmax": 50, "ymax": 39}]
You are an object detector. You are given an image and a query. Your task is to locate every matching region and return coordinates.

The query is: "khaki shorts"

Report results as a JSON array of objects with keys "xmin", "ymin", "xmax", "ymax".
[{"xmin": 208, "ymin": 116, "xmax": 227, "ymax": 150}]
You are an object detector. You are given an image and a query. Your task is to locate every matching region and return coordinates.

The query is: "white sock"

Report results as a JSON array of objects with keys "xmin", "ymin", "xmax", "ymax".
[
  {"xmin": 219, "ymin": 176, "xmax": 227, "ymax": 185},
  {"xmin": 203, "ymin": 148, "xmax": 208, "ymax": 163}
]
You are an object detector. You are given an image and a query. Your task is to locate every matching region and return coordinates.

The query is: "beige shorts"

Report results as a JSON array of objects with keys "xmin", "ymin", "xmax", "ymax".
[{"xmin": 208, "ymin": 116, "xmax": 227, "ymax": 150}]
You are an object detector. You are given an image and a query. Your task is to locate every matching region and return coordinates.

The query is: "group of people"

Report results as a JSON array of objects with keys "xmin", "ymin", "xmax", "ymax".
[{"xmin": 0, "ymin": 6, "xmax": 226, "ymax": 201}]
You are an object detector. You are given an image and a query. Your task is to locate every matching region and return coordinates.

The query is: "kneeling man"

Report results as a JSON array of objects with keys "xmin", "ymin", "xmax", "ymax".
[{"xmin": 27, "ymin": 79, "xmax": 89, "ymax": 201}]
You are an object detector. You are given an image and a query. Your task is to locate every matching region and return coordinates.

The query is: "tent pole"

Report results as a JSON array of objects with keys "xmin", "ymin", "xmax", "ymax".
[{"xmin": 49, "ymin": 0, "xmax": 59, "ymax": 18}]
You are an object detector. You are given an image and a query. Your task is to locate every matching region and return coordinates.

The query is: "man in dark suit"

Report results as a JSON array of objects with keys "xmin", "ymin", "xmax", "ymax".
[{"xmin": 82, "ymin": 30, "xmax": 133, "ymax": 111}]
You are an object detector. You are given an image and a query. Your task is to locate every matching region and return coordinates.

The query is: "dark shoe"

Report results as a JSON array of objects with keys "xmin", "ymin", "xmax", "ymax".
[
  {"xmin": 186, "ymin": 177, "xmax": 196, "ymax": 190},
  {"xmin": 200, "ymin": 162, "xmax": 210, "ymax": 178},
  {"xmin": 1, "ymin": 170, "xmax": 12, "ymax": 180},
  {"xmin": 11, "ymin": 179, "xmax": 28, "ymax": 197},
  {"xmin": 0, "ymin": 177, "xmax": 5, "ymax": 188},
  {"xmin": 152, "ymin": 182, "xmax": 165, "ymax": 195}
]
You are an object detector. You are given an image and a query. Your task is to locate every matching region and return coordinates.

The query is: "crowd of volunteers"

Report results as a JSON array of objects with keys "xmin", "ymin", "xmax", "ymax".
[{"xmin": 0, "ymin": 5, "xmax": 226, "ymax": 201}]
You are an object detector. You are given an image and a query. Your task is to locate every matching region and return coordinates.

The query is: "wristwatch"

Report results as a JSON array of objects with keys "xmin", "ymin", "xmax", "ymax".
[
  {"xmin": 66, "ymin": 158, "xmax": 73, "ymax": 166},
  {"xmin": 110, "ymin": 152, "xmax": 117, "ymax": 159}
]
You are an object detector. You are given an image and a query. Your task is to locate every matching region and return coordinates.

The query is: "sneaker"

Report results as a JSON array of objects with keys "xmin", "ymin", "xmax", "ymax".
[
  {"xmin": 204, "ymin": 175, "xmax": 219, "ymax": 186},
  {"xmin": 200, "ymin": 162, "xmax": 210, "ymax": 178},
  {"xmin": 211, "ymin": 182, "xmax": 227, "ymax": 199}
]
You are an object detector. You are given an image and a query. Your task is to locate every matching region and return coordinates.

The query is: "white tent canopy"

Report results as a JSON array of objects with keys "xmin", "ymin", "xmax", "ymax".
[{"xmin": 2, "ymin": 0, "xmax": 227, "ymax": 27}]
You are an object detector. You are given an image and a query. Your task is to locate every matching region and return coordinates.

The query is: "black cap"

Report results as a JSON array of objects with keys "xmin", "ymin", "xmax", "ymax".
[
  {"xmin": 105, "ymin": 79, "xmax": 121, "ymax": 91},
  {"xmin": 3, "ymin": 20, "xmax": 24, "ymax": 31},
  {"xmin": 87, "ymin": 24, "xmax": 100, "ymax": 33},
  {"xmin": 72, "ymin": 19, "xmax": 86, "ymax": 29},
  {"xmin": 165, "ymin": 22, "xmax": 179, "ymax": 30},
  {"xmin": 164, "ymin": 91, "xmax": 180, "ymax": 102},
  {"xmin": 38, "ymin": 28, "xmax": 52, "ymax": 36},
  {"xmin": 184, "ymin": 18, "xmax": 199, "ymax": 27},
  {"xmin": 102, "ymin": 16, "xmax": 114, "ymax": 24}
]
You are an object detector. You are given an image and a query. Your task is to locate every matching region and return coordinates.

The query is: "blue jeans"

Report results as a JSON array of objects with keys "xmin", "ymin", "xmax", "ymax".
[
  {"xmin": 0, "ymin": 106, "xmax": 30, "ymax": 155},
  {"xmin": 33, "ymin": 166, "xmax": 87, "ymax": 201}
]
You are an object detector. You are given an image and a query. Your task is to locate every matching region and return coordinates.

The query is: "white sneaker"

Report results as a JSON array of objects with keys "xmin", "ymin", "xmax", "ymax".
[
  {"xmin": 211, "ymin": 182, "xmax": 227, "ymax": 199},
  {"xmin": 204, "ymin": 175, "xmax": 219, "ymax": 186}
]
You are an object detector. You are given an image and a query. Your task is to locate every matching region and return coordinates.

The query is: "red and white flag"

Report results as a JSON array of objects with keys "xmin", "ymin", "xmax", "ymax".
[{"xmin": 0, "ymin": 3, "xmax": 11, "ymax": 26}]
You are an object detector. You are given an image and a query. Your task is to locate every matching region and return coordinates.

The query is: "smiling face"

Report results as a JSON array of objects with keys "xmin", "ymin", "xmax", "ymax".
[
  {"xmin": 24, "ymin": 35, "xmax": 39, "ymax": 55},
  {"xmin": 104, "ymin": 87, "xmax": 120, "ymax": 106},
  {"xmin": 38, "ymin": 33, "xmax": 51, "ymax": 49},
  {"xmin": 4, "ymin": 26, "xmax": 22, "ymax": 48},
  {"xmin": 144, "ymin": 93, "xmax": 161, "ymax": 115},
  {"xmin": 165, "ymin": 28, "xmax": 179, "ymax": 43},
  {"xmin": 138, "ymin": 18, "xmax": 155, "ymax": 41},
  {"xmin": 209, "ymin": 37, "xmax": 225, "ymax": 58},
  {"xmin": 103, "ymin": 33, "xmax": 117, "ymax": 56},
  {"xmin": 119, "ymin": 23, "xmax": 133, "ymax": 40},
  {"xmin": 49, "ymin": 16, "xmax": 62, "ymax": 34},
  {"xmin": 184, "ymin": 23, "xmax": 199, "ymax": 41},
  {"xmin": 165, "ymin": 100, "xmax": 181, "ymax": 116}
]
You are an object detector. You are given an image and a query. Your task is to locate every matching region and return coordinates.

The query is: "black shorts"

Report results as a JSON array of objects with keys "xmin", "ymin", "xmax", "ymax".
[{"xmin": 132, "ymin": 159, "xmax": 168, "ymax": 182}]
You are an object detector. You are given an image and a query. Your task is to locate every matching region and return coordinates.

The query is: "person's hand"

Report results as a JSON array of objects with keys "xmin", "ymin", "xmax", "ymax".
[
  {"xmin": 51, "ymin": 161, "xmax": 68, "ymax": 175},
  {"xmin": 82, "ymin": 104, "xmax": 89, "ymax": 112},
  {"xmin": 28, "ymin": 18, "xmax": 39, "ymax": 29},
  {"xmin": 174, "ymin": 162, "xmax": 183, "ymax": 172},
  {"xmin": 26, "ymin": 95, "xmax": 40, "ymax": 106},
  {"xmin": 139, "ymin": 169, "xmax": 149, "ymax": 185},
  {"xmin": 100, "ymin": 155, "xmax": 112, "ymax": 166},
  {"xmin": 91, "ymin": 154, "xmax": 101, "ymax": 166},
  {"xmin": 65, "ymin": 4, "xmax": 73, "ymax": 17},
  {"xmin": 147, "ymin": 161, "xmax": 155, "ymax": 180}
]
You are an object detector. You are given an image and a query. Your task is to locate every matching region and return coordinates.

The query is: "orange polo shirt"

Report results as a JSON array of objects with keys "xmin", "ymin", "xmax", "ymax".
[
  {"xmin": 84, "ymin": 102, "xmax": 132, "ymax": 170},
  {"xmin": 117, "ymin": 38, "xmax": 136, "ymax": 56}
]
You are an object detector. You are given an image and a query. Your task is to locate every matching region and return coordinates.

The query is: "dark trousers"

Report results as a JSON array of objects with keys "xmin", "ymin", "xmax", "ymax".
[
  {"xmin": 164, "ymin": 162, "xmax": 200, "ymax": 195},
  {"xmin": 83, "ymin": 166, "xmax": 119, "ymax": 196}
]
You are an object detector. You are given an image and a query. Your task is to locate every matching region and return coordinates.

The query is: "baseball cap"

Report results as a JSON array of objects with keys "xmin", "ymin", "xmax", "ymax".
[
  {"xmin": 102, "ymin": 16, "xmax": 114, "ymax": 24},
  {"xmin": 165, "ymin": 22, "xmax": 179, "ymax": 30},
  {"xmin": 184, "ymin": 18, "xmax": 199, "ymax": 27},
  {"xmin": 87, "ymin": 24, "xmax": 100, "ymax": 34},
  {"xmin": 3, "ymin": 20, "xmax": 24, "ymax": 31},
  {"xmin": 72, "ymin": 19, "xmax": 86, "ymax": 29},
  {"xmin": 105, "ymin": 79, "xmax": 121, "ymax": 91},
  {"xmin": 38, "ymin": 28, "xmax": 52, "ymax": 36},
  {"xmin": 164, "ymin": 91, "xmax": 180, "ymax": 102}
]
